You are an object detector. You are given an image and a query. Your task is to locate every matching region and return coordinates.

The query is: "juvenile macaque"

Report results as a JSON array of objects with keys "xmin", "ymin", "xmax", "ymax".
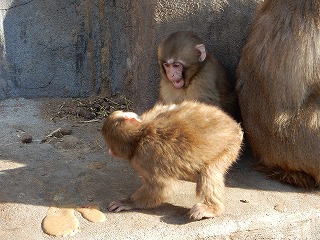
[
  {"xmin": 102, "ymin": 101, "xmax": 243, "ymax": 220},
  {"xmin": 158, "ymin": 31, "xmax": 234, "ymax": 114},
  {"xmin": 237, "ymin": 0, "xmax": 320, "ymax": 188}
]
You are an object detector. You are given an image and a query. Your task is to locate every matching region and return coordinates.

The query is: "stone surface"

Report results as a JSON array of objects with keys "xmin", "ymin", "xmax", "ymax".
[{"xmin": 0, "ymin": 0, "xmax": 260, "ymax": 110}]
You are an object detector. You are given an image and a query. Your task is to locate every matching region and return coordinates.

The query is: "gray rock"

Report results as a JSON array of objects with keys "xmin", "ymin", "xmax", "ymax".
[{"xmin": 0, "ymin": 0, "xmax": 259, "ymax": 111}]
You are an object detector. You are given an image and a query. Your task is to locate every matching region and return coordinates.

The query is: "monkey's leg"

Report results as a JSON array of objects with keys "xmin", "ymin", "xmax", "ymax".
[
  {"xmin": 108, "ymin": 178, "xmax": 172, "ymax": 212},
  {"xmin": 189, "ymin": 165, "xmax": 225, "ymax": 220}
]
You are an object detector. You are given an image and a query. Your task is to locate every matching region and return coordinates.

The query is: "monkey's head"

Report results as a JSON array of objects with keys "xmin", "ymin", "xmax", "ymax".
[
  {"xmin": 102, "ymin": 111, "xmax": 142, "ymax": 160},
  {"xmin": 158, "ymin": 31, "xmax": 207, "ymax": 88}
]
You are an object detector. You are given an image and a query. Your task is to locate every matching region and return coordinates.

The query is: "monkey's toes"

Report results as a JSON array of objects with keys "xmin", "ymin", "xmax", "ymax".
[
  {"xmin": 108, "ymin": 200, "xmax": 133, "ymax": 212},
  {"xmin": 189, "ymin": 203, "xmax": 218, "ymax": 220}
]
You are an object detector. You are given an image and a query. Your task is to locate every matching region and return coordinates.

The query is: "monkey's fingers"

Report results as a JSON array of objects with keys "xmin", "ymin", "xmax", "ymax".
[
  {"xmin": 189, "ymin": 203, "xmax": 217, "ymax": 221},
  {"xmin": 107, "ymin": 201, "xmax": 123, "ymax": 212},
  {"xmin": 108, "ymin": 201, "xmax": 133, "ymax": 212}
]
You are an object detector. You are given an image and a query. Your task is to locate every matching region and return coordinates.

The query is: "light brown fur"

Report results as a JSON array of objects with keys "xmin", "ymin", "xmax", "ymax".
[
  {"xmin": 158, "ymin": 31, "xmax": 234, "ymax": 114},
  {"xmin": 237, "ymin": 0, "xmax": 320, "ymax": 188},
  {"xmin": 102, "ymin": 101, "xmax": 243, "ymax": 220}
]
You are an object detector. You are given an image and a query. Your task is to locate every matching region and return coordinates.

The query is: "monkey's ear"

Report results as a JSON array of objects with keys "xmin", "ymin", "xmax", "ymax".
[
  {"xmin": 123, "ymin": 112, "xmax": 142, "ymax": 123},
  {"xmin": 109, "ymin": 148, "xmax": 116, "ymax": 156},
  {"xmin": 195, "ymin": 44, "xmax": 206, "ymax": 62},
  {"xmin": 125, "ymin": 117, "xmax": 142, "ymax": 123}
]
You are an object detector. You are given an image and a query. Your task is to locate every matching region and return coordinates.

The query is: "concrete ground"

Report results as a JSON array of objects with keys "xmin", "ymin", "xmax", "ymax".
[{"xmin": 0, "ymin": 98, "xmax": 319, "ymax": 240}]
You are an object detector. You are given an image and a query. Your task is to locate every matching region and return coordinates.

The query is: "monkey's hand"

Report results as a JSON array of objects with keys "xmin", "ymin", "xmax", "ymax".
[{"xmin": 108, "ymin": 200, "xmax": 134, "ymax": 212}]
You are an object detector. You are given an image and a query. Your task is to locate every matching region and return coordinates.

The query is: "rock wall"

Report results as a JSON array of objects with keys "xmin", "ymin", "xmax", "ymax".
[{"xmin": 0, "ymin": 0, "xmax": 260, "ymax": 110}]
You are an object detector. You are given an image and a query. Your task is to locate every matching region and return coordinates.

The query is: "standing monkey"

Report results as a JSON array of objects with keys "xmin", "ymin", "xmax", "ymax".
[
  {"xmin": 237, "ymin": 0, "xmax": 320, "ymax": 188},
  {"xmin": 158, "ymin": 31, "xmax": 234, "ymax": 114},
  {"xmin": 102, "ymin": 101, "xmax": 243, "ymax": 220}
]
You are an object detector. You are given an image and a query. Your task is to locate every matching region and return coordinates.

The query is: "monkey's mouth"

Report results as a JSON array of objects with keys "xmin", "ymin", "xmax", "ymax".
[{"xmin": 172, "ymin": 79, "xmax": 185, "ymax": 88}]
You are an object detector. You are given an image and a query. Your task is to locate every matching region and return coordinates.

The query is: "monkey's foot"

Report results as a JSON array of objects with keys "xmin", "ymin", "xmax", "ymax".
[
  {"xmin": 108, "ymin": 200, "xmax": 134, "ymax": 212},
  {"xmin": 189, "ymin": 203, "xmax": 221, "ymax": 220}
]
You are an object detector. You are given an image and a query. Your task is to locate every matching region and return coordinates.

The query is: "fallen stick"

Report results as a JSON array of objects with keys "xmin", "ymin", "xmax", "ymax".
[{"xmin": 77, "ymin": 119, "xmax": 100, "ymax": 123}]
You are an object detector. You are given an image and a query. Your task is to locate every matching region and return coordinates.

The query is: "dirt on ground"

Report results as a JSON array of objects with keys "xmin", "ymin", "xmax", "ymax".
[{"xmin": 0, "ymin": 97, "xmax": 140, "ymax": 239}]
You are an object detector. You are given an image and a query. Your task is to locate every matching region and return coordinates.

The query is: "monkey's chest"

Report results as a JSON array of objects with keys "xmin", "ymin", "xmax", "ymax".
[{"xmin": 162, "ymin": 84, "xmax": 197, "ymax": 104}]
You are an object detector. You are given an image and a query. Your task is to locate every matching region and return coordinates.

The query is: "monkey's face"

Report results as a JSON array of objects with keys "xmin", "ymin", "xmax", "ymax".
[
  {"xmin": 158, "ymin": 32, "xmax": 207, "ymax": 89},
  {"xmin": 162, "ymin": 60, "xmax": 185, "ymax": 88}
]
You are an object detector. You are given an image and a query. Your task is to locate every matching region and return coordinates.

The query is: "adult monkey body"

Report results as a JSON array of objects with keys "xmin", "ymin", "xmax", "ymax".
[
  {"xmin": 102, "ymin": 101, "xmax": 243, "ymax": 220},
  {"xmin": 158, "ymin": 31, "xmax": 234, "ymax": 114},
  {"xmin": 237, "ymin": 0, "xmax": 320, "ymax": 188}
]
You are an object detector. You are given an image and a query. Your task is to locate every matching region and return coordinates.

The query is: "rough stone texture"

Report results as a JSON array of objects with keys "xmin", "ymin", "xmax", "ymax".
[{"xmin": 0, "ymin": 0, "xmax": 260, "ymax": 110}]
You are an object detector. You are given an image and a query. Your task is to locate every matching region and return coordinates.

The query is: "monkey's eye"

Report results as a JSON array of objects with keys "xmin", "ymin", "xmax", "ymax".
[
  {"xmin": 173, "ymin": 63, "xmax": 182, "ymax": 68},
  {"xmin": 163, "ymin": 63, "xmax": 169, "ymax": 68}
]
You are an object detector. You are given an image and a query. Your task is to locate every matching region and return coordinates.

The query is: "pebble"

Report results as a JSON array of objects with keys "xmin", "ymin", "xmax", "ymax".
[
  {"xmin": 274, "ymin": 203, "xmax": 287, "ymax": 213},
  {"xmin": 21, "ymin": 133, "xmax": 33, "ymax": 144}
]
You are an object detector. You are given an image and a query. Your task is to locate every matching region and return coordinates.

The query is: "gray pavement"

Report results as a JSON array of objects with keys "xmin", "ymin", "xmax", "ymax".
[{"xmin": 0, "ymin": 98, "xmax": 319, "ymax": 240}]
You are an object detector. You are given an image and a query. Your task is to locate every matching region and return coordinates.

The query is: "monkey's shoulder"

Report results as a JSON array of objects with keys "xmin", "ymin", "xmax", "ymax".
[{"xmin": 196, "ymin": 58, "xmax": 228, "ymax": 83}]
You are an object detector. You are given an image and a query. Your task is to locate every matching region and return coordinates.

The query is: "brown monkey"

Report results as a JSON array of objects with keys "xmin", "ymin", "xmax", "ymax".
[
  {"xmin": 102, "ymin": 101, "xmax": 243, "ymax": 220},
  {"xmin": 158, "ymin": 31, "xmax": 234, "ymax": 114},
  {"xmin": 237, "ymin": 0, "xmax": 320, "ymax": 188}
]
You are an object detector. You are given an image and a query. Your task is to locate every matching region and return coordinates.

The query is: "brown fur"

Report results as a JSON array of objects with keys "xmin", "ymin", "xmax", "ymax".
[
  {"xmin": 237, "ymin": 0, "xmax": 320, "ymax": 188},
  {"xmin": 102, "ymin": 101, "xmax": 243, "ymax": 220},
  {"xmin": 158, "ymin": 31, "xmax": 234, "ymax": 114}
]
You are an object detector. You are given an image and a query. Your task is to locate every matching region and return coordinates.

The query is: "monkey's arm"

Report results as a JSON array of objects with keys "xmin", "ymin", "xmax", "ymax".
[{"xmin": 108, "ymin": 177, "xmax": 172, "ymax": 213}]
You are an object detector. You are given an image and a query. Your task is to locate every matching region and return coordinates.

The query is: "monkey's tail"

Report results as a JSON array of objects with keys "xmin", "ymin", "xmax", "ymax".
[{"xmin": 256, "ymin": 163, "xmax": 319, "ymax": 189}]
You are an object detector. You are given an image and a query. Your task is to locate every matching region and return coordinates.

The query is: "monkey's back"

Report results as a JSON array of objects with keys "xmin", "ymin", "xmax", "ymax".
[
  {"xmin": 134, "ymin": 101, "xmax": 243, "ymax": 179},
  {"xmin": 236, "ymin": 0, "xmax": 320, "ymax": 187}
]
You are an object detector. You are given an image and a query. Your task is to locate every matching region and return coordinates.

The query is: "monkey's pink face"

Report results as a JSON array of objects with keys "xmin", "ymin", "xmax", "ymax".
[{"xmin": 163, "ymin": 62, "xmax": 185, "ymax": 88}]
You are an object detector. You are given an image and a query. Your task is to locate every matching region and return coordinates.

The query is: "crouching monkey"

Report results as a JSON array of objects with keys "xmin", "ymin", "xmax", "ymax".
[{"xmin": 101, "ymin": 101, "xmax": 243, "ymax": 220}]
